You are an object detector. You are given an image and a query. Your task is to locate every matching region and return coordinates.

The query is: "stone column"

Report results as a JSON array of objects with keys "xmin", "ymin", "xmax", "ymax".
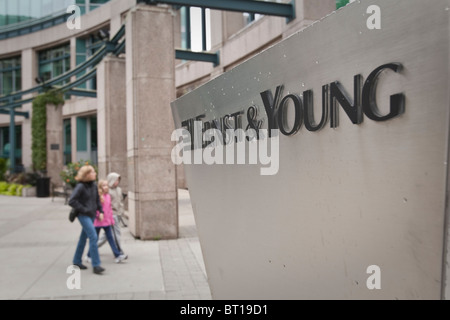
[
  {"xmin": 21, "ymin": 48, "xmax": 35, "ymax": 170},
  {"xmin": 97, "ymin": 56, "xmax": 128, "ymax": 192},
  {"xmin": 126, "ymin": 5, "xmax": 178, "ymax": 240},
  {"xmin": 46, "ymin": 103, "xmax": 63, "ymax": 187}
]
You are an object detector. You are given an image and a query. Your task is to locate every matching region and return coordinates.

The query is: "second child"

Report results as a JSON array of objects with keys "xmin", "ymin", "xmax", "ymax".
[{"xmin": 88, "ymin": 180, "xmax": 127, "ymax": 264}]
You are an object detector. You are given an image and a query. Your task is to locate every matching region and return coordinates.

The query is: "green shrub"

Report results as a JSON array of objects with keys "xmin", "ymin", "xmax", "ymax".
[
  {"xmin": 0, "ymin": 182, "xmax": 8, "ymax": 193},
  {"xmin": 0, "ymin": 182, "xmax": 24, "ymax": 197},
  {"xmin": 8, "ymin": 184, "xmax": 18, "ymax": 196}
]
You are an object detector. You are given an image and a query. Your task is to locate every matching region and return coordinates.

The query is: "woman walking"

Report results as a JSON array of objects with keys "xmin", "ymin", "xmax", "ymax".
[{"xmin": 69, "ymin": 165, "xmax": 105, "ymax": 275}]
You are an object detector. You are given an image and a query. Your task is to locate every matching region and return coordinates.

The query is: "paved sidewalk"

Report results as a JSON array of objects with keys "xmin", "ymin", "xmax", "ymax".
[{"xmin": 0, "ymin": 189, "xmax": 212, "ymax": 300}]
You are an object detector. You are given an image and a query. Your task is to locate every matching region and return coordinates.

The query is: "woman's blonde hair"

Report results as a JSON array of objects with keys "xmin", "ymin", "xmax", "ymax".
[{"xmin": 75, "ymin": 165, "xmax": 95, "ymax": 182}]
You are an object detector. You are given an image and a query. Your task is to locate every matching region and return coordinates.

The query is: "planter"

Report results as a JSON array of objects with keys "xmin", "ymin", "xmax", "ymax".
[{"xmin": 22, "ymin": 186, "xmax": 36, "ymax": 197}]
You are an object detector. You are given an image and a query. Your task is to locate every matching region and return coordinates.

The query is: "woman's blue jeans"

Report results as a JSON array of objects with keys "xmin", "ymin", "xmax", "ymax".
[{"xmin": 73, "ymin": 215, "xmax": 101, "ymax": 267}]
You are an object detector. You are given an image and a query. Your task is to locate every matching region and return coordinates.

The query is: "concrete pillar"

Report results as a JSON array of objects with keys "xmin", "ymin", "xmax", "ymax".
[
  {"xmin": 21, "ymin": 48, "xmax": 35, "ymax": 170},
  {"xmin": 126, "ymin": 5, "xmax": 178, "ymax": 240},
  {"xmin": 176, "ymin": 163, "xmax": 187, "ymax": 189},
  {"xmin": 97, "ymin": 56, "xmax": 128, "ymax": 192},
  {"xmin": 70, "ymin": 38, "xmax": 77, "ymax": 84},
  {"xmin": 46, "ymin": 104, "xmax": 63, "ymax": 187},
  {"xmin": 210, "ymin": 10, "xmax": 223, "ymax": 49}
]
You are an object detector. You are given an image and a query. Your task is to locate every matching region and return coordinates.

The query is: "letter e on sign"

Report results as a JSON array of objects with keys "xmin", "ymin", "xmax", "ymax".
[
  {"xmin": 366, "ymin": 5, "xmax": 381, "ymax": 30},
  {"xmin": 366, "ymin": 265, "xmax": 381, "ymax": 290}
]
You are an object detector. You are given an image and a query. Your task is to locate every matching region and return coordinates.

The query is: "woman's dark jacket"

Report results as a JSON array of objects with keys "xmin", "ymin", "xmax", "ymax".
[{"xmin": 68, "ymin": 181, "xmax": 103, "ymax": 219}]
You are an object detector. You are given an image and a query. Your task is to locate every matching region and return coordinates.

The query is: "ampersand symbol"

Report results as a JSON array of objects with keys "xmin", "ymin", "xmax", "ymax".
[{"xmin": 246, "ymin": 105, "xmax": 263, "ymax": 140}]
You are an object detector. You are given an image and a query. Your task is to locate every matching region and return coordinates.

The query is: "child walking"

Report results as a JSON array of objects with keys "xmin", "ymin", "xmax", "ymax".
[
  {"xmin": 88, "ymin": 180, "xmax": 127, "ymax": 263},
  {"xmin": 98, "ymin": 173, "xmax": 126, "ymax": 254}
]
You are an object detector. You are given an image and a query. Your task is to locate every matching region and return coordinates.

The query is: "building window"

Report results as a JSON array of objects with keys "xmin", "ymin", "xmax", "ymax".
[
  {"xmin": 38, "ymin": 44, "xmax": 70, "ymax": 83},
  {"xmin": 0, "ymin": 56, "xmax": 21, "ymax": 96},
  {"xmin": 180, "ymin": 7, "xmax": 211, "ymax": 52},
  {"xmin": 0, "ymin": 125, "xmax": 22, "ymax": 166},
  {"xmin": 76, "ymin": 30, "xmax": 107, "ymax": 89},
  {"xmin": 244, "ymin": 13, "xmax": 258, "ymax": 25},
  {"xmin": 76, "ymin": 116, "xmax": 97, "ymax": 165},
  {"xmin": 63, "ymin": 119, "xmax": 72, "ymax": 165}
]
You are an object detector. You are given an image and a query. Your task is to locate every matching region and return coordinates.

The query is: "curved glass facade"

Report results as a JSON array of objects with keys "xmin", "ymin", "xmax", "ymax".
[{"xmin": 0, "ymin": 0, "xmax": 110, "ymax": 28}]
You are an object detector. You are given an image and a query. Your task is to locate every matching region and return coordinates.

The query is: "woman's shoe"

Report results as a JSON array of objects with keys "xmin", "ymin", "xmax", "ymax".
[
  {"xmin": 74, "ymin": 264, "xmax": 87, "ymax": 270},
  {"xmin": 93, "ymin": 266, "xmax": 105, "ymax": 274}
]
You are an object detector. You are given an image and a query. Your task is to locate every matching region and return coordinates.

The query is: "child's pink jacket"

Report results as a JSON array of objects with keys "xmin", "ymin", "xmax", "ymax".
[{"xmin": 95, "ymin": 193, "xmax": 115, "ymax": 227}]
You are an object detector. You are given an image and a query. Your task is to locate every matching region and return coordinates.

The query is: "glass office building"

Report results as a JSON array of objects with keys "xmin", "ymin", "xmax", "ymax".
[{"xmin": 0, "ymin": 0, "xmax": 110, "ymax": 28}]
